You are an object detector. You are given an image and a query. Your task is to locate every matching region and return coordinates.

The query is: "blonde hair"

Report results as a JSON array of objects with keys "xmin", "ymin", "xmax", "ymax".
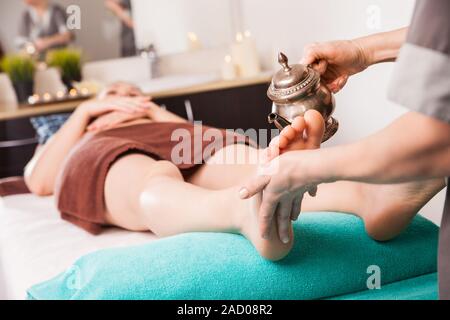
[{"xmin": 97, "ymin": 81, "xmax": 144, "ymax": 99}]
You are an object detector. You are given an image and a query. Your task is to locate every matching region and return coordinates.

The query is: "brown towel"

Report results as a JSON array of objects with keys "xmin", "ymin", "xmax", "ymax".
[
  {"xmin": 55, "ymin": 122, "xmax": 251, "ymax": 234},
  {"xmin": 0, "ymin": 177, "xmax": 30, "ymax": 197}
]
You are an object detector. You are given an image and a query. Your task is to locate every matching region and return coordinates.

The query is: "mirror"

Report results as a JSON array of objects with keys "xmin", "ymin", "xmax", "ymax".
[
  {"xmin": 132, "ymin": 0, "xmax": 235, "ymax": 55},
  {"xmin": 0, "ymin": 0, "xmax": 238, "ymax": 62},
  {"xmin": 0, "ymin": 0, "xmax": 257, "ymax": 105}
]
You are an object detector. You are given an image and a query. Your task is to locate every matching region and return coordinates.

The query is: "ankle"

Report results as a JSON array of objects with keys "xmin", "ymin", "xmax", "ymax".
[
  {"xmin": 210, "ymin": 187, "xmax": 244, "ymax": 233},
  {"xmin": 228, "ymin": 187, "xmax": 250, "ymax": 233}
]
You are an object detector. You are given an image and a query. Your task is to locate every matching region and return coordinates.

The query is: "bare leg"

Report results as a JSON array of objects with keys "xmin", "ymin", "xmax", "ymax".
[
  {"xmin": 104, "ymin": 153, "xmax": 293, "ymax": 261},
  {"xmin": 357, "ymin": 179, "xmax": 445, "ymax": 240},
  {"xmin": 103, "ymin": 111, "xmax": 444, "ymax": 263},
  {"xmin": 189, "ymin": 144, "xmax": 444, "ymax": 240},
  {"xmin": 189, "ymin": 110, "xmax": 446, "ymax": 242},
  {"xmin": 268, "ymin": 110, "xmax": 446, "ymax": 241}
]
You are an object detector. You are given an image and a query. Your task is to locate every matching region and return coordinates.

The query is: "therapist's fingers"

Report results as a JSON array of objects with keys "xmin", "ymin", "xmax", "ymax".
[
  {"xmin": 259, "ymin": 194, "xmax": 279, "ymax": 239},
  {"xmin": 300, "ymin": 43, "xmax": 328, "ymax": 73},
  {"xmin": 239, "ymin": 175, "xmax": 271, "ymax": 199},
  {"xmin": 290, "ymin": 195, "xmax": 303, "ymax": 221},
  {"xmin": 277, "ymin": 199, "xmax": 293, "ymax": 244},
  {"xmin": 336, "ymin": 76, "xmax": 348, "ymax": 91},
  {"xmin": 328, "ymin": 75, "xmax": 348, "ymax": 93},
  {"xmin": 307, "ymin": 185, "xmax": 317, "ymax": 197},
  {"xmin": 300, "ymin": 43, "xmax": 321, "ymax": 64},
  {"xmin": 310, "ymin": 59, "xmax": 328, "ymax": 75}
]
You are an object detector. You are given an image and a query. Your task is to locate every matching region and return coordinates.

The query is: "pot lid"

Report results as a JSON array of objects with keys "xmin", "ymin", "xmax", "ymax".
[{"xmin": 267, "ymin": 52, "xmax": 319, "ymax": 103}]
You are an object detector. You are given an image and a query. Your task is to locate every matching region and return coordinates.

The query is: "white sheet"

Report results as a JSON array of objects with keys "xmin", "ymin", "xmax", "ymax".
[{"xmin": 0, "ymin": 194, "xmax": 156, "ymax": 300}]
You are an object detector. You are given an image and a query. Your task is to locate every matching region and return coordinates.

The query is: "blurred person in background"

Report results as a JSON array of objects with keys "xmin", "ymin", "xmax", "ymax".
[
  {"xmin": 0, "ymin": 41, "xmax": 4, "ymax": 60},
  {"xmin": 16, "ymin": 0, "xmax": 73, "ymax": 58},
  {"xmin": 105, "ymin": 0, "xmax": 136, "ymax": 57}
]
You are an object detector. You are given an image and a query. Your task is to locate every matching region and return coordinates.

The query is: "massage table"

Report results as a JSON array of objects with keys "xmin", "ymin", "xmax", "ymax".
[
  {"xmin": 0, "ymin": 194, "xmax": 156, "ymax": 299},
  {"xmin": 0, "ymin": 186, "xmax": 439, "ymax": 300}
]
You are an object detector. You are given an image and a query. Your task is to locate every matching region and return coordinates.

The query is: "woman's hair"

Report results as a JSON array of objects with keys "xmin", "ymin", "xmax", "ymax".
[{"xmin": 97, "ymin": 81, "xmax": 144, "ymax": 99}]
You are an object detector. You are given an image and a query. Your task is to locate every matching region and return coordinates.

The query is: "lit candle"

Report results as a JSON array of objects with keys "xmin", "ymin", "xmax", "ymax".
[
  {"xmin": 56, "ymin": 91, "xmax": 65, "ymax": 99},
  {"xmin": 28, "ymin": 94, "xmax": 39, "ymax": 104},
  {"xmin": 43, "ymin": 93, "xmax": 52, "ymax": 101},
  {"xmin": 235, "ymin": 32, "xmax": 244, "ymax": 43},
  {"xmin": 81, "ymin": 88, "xmax": 89, "ymax": 96},
  {"xmin": 25, "ymin": 43, "xmax": 36, "ymax": 55},
  {"xmin": 187, "ymin": 32, "xmax": 202, "ymax": 51},
  {"xmin": 231, "ymin": 30, "xmax": 261, "ymax": 78},
  {"xmin": 221, "ymin": 55, "xmax": 237, "ymax": 80},
  {"xmin": 69, "ymin": 89, "xmax": 78, "ymax": 97}
]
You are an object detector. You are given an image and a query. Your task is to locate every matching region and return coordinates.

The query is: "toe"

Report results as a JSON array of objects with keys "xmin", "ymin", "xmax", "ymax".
[
  {"xmin": 277, "ymin": 135, "xmax": 290, "ymax": 149},
  {"xmin": 291, "ymin": 116, "xmax": 306, "ymax": 133},
  {"xmin": 268, "ymin": 144, "xmax": 280, "ymax": 160},
  {"xmin": 268, "ymin": 135, "xmax": 280, "ymax": 148},
  {"xmin": 280, "ymin": 125, "xmax": 297, "ymax": 141},
  {"xmin": 304, "ymin": 110, "xmax": 325, "ymax": 148}
]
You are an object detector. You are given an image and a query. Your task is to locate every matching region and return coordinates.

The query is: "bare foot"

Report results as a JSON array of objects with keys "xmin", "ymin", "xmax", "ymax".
[
  {"xmin": 236, "ymin": 111, "xmax": 326, "ymax": 261},
  {"xmin": 233, "ymin": 188, "xmax": 294, "ymax": 261},
  {"xmin": 265, "ymin": 110, "xmax": 325, "ymax": 160},
  {"xmin": 359, "ymin": 178, "xmax": 446, "ymax": 241}
]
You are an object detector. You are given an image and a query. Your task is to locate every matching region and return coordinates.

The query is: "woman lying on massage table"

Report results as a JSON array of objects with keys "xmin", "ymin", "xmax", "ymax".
[{"xmin": 24, "ymin": 82, "xmax": 444, "ymax": 261}]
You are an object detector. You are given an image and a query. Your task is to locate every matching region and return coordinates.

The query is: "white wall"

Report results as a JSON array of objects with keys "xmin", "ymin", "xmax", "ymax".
[
  {"xmin": 132, "ymin": 0, "xmax": 234, "ymax": 55},
  {"xmin": 240, "ymin": 0, "xmax": 446, "ymax": 224},
  {"xmin": 0, "ymin": 0, "xmax": 120, "ymax": 61}
]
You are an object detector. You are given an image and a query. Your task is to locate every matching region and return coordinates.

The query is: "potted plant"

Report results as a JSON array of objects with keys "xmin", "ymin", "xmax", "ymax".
[
  {"xmin": 1, "ymin": 54, "xmax": 36, "ymax": 103},
  {"xmin": 46, "ymin": 48, "xmax": 82, "ymax": 89}
]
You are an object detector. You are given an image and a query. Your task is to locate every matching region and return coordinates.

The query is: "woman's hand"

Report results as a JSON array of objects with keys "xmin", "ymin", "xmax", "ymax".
[
  {"xmin": 34, "ymin": 38, "xmax": 51, "ymax": 52},
  {"xmin": 300, "ymin": 40, "xmax": 370, "ymax": 93},
  {"xmin": 239, "ymin": 151, "xmax": 318, "ymax": 244},
  {"xmin": 87, "ymin": 110, "xmax": 148, "ymax": 132},
  {"xmin": 77, "ymin": 96, "xmax": 152, "ymax": 120}
]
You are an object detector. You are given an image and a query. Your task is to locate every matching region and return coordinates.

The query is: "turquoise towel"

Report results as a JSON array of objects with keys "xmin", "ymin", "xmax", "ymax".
[
  {"xmin": 28, "ymin": 212, "xmax": 438, "ymax": 300},
  {"xmin": 331, "ymin": 273, "xmax": 438, "ymax": 300}
]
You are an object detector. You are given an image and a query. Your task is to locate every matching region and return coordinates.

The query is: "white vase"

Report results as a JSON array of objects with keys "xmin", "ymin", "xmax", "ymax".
[
  {"xmin": 34, "ymin": 67, "xmax": 67, "ymax": 96},
  {"xmin": 0, "ymin": 73, "xmax": 18, "ymax": 108}
]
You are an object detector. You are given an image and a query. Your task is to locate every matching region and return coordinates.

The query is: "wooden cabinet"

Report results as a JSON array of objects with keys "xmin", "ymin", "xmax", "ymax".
[
  {"xmin": 0, "ymin": 118, "xmax": 38, "ymax": 178},
  {"xmin": 0, "ymin": 82, "xmax": 272, "ymax": 178},
  {"xmin": 155, "ymin": 83, "xmax": 273, "ymax": 142}
]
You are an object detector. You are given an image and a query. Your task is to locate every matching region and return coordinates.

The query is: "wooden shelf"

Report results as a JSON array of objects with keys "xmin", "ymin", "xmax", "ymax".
[{"xmin": 0, "ymin": 74, "xmax": 271, "ymax": 121}]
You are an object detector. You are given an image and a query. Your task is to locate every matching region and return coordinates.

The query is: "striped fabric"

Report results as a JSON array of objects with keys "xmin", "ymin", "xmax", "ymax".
[{"xmin": 30, "ymin": 114, "xmax": 70, "ymax": 145}]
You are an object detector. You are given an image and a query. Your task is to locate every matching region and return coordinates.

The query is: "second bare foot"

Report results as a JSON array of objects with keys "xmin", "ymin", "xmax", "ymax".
[
  {"xmin": 359, "ymin": 178, "xmax": 445, "ymax": 241},
  {"xmin": 233, "ymin": 188, "xmax": 294, "ymax": 261}
]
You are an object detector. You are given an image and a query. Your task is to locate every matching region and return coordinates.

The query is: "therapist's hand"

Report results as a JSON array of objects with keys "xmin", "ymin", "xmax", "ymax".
[
  {"xmin": 301, "ymin": 40, "xmax": 370, "ymax": 93},
  {"xmin": 239, "ymin": 151, "xmax": 317, "ymax": 244}
]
